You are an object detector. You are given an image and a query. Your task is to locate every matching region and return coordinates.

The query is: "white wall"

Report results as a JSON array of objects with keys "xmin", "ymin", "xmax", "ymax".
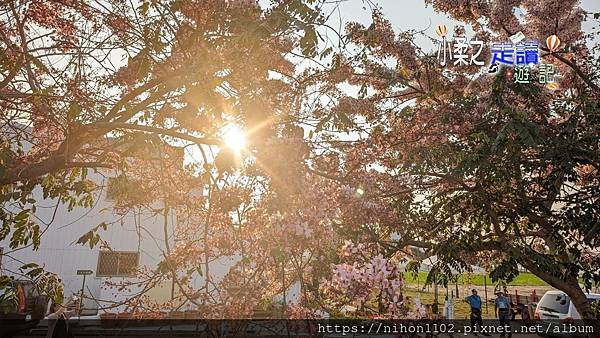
[
  {"xmin": 0, "ymin": 127, "xmax": 299, "ymax": 313},
  {"xmin": 0, "ymin": 169, "xmax": 177, "ymax": 313}
]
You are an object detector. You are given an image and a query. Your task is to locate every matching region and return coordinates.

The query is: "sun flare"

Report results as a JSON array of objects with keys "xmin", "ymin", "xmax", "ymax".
[{"xmin": 221, "ymin": 124, "xmax": 246, "ymax": 151}]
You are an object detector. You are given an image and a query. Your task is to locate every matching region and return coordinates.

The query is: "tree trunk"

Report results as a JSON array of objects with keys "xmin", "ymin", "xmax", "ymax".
[
  {"xmin": 562, "ymin": 283, "xmax": 599, "ymax": 338},
  {"xmin": 520, "ymin": 260, "xmax": 593, "ymax": 319},
  {"xmin": 521, "ymin": 260, "xmax": 600, "ymax": 336},
  {"xmin": 565, "ymin": 285, "xmax": 591, "ymax": 320}
]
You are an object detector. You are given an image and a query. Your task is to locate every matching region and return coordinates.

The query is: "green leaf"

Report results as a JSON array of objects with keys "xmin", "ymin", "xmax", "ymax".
[
  {"xmin": 14, "ymin": 209, "xmax": 30, "ymax": 221},
  {"xmin": 489, "ymin": 258, "xmax": 519, "ymax": 283},
  {"xmin": 315, "ymin": 114, "xmax": 331, "ymax": 133},
  {"xmin": 358, "ymin": 84, "xmax": 368, "ymax": 99},
  {"xmin": 20, "ymin": 263, "xmax": 39, "ymax": 270},
  {"xmin": 270, "ymin": 247, "xmax": 285, "ymax": 262},
  {"xmin": 299, "ymin": 26, "xmax": 318, "ymax": 58},
  {"xmin": 320, "ymin": 46, "xmax": 333, "ymax": 60},
  {"xmin": 76, "ymin": 222, "xmax": 107, "ymax": 249},
  {"xmin": 139, "ymin": 1, "xmax": 149, "ymax": 16},
  {"xmin": 68, "ymin": 102, "xmax": 82, "ymax": 121},
  {"xmin": 336, "ymin": 112, "xmax": 354, "ymax": 129}
]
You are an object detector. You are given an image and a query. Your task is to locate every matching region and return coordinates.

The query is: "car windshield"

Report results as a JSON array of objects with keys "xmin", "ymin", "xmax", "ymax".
[{"xmin": 538, "ymin": 293, "xmax": 571, "ymax": 314}]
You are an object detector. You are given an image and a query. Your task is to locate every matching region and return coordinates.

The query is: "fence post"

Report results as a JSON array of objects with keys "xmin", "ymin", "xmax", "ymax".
[
  {"xmin": 455, "ymin": 279, "xmax": 459, "ymax": 298},
  {"xmin": 484, "ymin": 274, "xmax": 489, "ymax": 314}
]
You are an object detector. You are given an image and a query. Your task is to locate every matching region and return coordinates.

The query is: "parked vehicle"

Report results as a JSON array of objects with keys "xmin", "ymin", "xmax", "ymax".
[{"xmin": 534, "ymin": 290, "xmax": 600, "ymax": 337}]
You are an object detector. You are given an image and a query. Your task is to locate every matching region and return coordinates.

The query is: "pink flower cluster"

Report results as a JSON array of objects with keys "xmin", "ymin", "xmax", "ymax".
[{"xmin": 324, "ymin": 241, "xmax": 407, "ymax": 317}]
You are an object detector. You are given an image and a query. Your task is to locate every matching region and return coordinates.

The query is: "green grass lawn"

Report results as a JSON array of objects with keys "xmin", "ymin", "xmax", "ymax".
[{"xmin": 403, "ymin": 272, "xmax": 549, "ymax": 286}]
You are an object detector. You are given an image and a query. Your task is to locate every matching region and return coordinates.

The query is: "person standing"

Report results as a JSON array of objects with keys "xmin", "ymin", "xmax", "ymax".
[
  {"xmin": 466, "ymin": 289, "xmax": 489, "ymax": 336},
  {"xmin": 495, "ymin": 292, "xmax": 512, "ymax": 338}
]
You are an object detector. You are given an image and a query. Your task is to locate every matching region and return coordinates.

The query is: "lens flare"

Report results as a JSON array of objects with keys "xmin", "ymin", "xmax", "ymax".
[{"xmin": 221, "ymin": 124, "xmax": 246, "ymax": 151}]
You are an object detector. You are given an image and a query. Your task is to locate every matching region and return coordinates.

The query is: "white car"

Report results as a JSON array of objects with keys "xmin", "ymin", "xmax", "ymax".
[
  {"xmin": 535, "ymin": 290, "xmax": 600, "ymax": 320},
  {"xmin": 534, "ymin": 290, "xmax": 599, "ymax": 337}
]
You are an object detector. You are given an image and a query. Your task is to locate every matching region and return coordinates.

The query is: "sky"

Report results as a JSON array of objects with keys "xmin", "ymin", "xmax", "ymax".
[
  {"xmin": 339, "ymin": 0, "xmax": 600, "ymax": 27},
  {"xmin": 323, "ymin": 0, "xmax": 458, "ymax": 49},
  {"xmin": 323, "ymin": 0, "xmax": 600, "ymax": 51}
]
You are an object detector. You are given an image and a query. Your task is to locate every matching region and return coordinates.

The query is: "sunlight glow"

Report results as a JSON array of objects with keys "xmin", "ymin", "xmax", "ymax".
[
  {"xmin": 355, "ymin": 187, "xmax": 365, "ymax": 197},
  {"xmin": 221, "ymin": 124, "xmax": 246, "ymax": 151},
  {"xmin": 356, "ymin": 187, "xmax": 365, "ymax": 196}
]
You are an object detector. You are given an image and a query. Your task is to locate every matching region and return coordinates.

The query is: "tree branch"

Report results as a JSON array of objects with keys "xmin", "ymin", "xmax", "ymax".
[{"xmin": 94, "ymin": 123, "xmax": 221, "ymax": 146}]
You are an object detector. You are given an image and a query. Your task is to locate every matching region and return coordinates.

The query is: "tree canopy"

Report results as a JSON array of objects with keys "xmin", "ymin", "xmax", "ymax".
[{"xmin": 1, "ymin": 0, "xmax": 599, "ymax": 321}]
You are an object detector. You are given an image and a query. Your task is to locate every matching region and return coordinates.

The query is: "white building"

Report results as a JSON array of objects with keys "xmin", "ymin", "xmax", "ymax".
[
  {"xmin": 0, "ymin": 128, "xmax": 300, "ymax": 316},
  {"xmin": 1, "ymin": 166, "xmax": 185, "ymax": 314}
]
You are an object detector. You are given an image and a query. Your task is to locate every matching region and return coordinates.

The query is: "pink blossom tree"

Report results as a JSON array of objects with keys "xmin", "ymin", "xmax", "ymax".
[{"xmin": 303, "ymin": 0, "xmax": 600, "ymax": 320}]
